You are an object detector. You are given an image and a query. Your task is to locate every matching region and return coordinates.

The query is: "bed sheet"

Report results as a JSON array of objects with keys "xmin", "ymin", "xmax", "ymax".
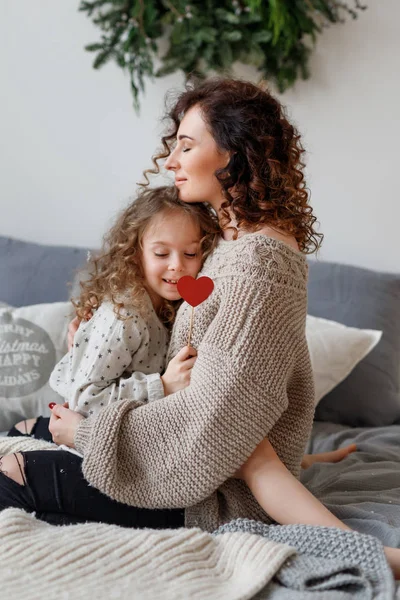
[{"xmin": 303, "ymin": 420, "xmax": 400, "ymax": 549}]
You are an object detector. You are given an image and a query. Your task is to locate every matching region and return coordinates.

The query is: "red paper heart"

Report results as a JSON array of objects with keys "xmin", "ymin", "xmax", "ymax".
[{"xmin": 177, "ymin": 276, "xmax": 214, "ymax": 307}]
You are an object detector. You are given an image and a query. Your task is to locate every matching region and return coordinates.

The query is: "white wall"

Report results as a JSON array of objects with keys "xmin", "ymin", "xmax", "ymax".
[{"xmin": 1, "ymin": 1, "xmax": 399, "ymax": 272}]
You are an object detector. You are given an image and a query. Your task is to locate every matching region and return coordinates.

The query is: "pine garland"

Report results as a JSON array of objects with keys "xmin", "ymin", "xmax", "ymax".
[{"xmin": 79, "ymin": 1, "xmax": 367, "ymax": 110}]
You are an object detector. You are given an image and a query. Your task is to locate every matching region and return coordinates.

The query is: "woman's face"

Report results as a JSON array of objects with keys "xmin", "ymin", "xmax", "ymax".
[{"xmin": 164, "ymin": 105, "xmax": 230, "ymax": 211}]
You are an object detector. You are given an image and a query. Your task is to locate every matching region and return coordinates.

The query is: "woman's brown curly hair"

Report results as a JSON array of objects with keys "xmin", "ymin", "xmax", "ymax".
[
  {"xmin": 144, "ymin": 77, "xmax": 322, "ymax": 254},
  {"xmin": 73, "ymin": 186, "xmax": 220, "ymax": 327}
]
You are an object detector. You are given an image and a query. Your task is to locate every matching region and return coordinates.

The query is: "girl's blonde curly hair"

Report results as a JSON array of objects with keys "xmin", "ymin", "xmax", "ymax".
[{"xmin": 73, "ymin": 186, "xmax": 220, "ymax": 327}]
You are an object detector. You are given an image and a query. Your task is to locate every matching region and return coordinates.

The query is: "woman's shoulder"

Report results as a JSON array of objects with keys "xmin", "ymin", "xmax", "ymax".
[
  {"xmin": 202, "ymin": 229, "xmax": 308, "ymax": 286},
  {"xmin": 255, "ymin": 225, "xmax": 300, "ymax": 253}
]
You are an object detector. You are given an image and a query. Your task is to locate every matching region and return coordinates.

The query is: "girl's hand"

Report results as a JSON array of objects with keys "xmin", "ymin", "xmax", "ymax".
[
  {"xmin": 49, "ymin": 403, "xmax": 84, "ymax": 448},
  {"xmin": 161, "ymin": 346, "xmax": 197, "ymax": 395}
]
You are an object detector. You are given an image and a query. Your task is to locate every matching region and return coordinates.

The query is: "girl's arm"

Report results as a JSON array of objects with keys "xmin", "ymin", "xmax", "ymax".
[{"xmin": 50, "ymin": 304, "xmax": 165, "ymax": 417}]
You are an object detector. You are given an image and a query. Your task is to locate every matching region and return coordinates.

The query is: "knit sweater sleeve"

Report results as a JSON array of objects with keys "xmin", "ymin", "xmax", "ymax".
[{"xmin": 75, "ymin": 264, "xmax": 305, "ymax": 509}]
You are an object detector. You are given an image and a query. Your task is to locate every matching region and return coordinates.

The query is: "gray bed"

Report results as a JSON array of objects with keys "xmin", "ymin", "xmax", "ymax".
[
  {"xmin": 1, "ymin": 234, "xmax": 400, "ymax": 597},
  {"xmin": 304, "ymin": 421, "xmax": 400, "ymax": 547}
]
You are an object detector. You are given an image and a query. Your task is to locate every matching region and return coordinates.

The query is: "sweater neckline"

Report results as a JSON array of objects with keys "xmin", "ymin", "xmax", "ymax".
[{"xmin": 217, "ymin": 232, "xmax": 306, "ymax": 262}]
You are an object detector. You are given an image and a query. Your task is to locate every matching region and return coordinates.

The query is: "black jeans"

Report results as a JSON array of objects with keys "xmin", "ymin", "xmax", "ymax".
[
  {"xmin": 2, "ymin": 418, "xmax": 185, "ymax": 528},
  {"xmin": 8, "ymin": 415, "xmax": 54, "ymax": 442}
]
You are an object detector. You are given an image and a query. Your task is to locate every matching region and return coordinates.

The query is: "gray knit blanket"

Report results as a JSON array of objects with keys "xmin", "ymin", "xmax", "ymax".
[
  {"xmin": 0, "ymin": 435, "xmax": 396, "ymax": 599},
  {"xmin": 217, "ymin": 520, "xmax": 394, "ymax": 600}
]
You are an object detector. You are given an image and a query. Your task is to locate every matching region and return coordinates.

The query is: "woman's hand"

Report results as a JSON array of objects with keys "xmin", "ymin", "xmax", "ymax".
[
  {"xmin": 161, "ymin": 346, "xmax": 197, "ymax": 395},
  {"xmin": 67, "ymin": 317, "xmax": 81, "ymax": 351},
  {"xmin": 49, "ymin": 403, "xmax": 84, "ymax": 448},
  {"xmin": 67, "ymin": 311, "xmax": 94, "ymax": 351}
]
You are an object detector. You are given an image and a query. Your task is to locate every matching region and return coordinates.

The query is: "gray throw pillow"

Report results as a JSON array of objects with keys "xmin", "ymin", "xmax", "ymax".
[
  {"xmin": 0, "ymin": 236, "xmax": 89, "ymax": 307},
  {"xmin": 307, "ymin": 260, "xmax": 400, "ymax": 427}
]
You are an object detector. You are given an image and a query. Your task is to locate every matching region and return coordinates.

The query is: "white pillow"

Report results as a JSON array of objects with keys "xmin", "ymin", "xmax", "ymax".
[
  {"xmin": 306, "ymin": 315, "xmax": 382, "ymax": 406},
  {"xmin": 0, "ymin": 302, "xmax": 72, "ymax": 431},
  {"xmin": 0, "ymin": 304, "xmax": 382, "ymax": 430}
]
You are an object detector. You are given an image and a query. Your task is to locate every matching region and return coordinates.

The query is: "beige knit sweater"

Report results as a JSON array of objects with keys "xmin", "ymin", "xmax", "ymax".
[{"xmin": 75, "ymin": 234, "xmax": 315, "ymax": 532}]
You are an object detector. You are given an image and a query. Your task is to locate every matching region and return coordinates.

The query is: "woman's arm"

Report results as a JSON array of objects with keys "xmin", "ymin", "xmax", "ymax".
[
  {"xmin": 66, "ymin": 307, "xmax": 357, "ymax": 468},
  {"xmin": 73, "ymin": 269, "xmax": 309, "ymax": 509}
]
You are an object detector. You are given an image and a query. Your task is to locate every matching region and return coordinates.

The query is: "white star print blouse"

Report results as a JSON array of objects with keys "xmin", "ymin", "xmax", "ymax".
[{"xmin": 49, "ymin": 296, "xmax": 169, "ymax": 418}]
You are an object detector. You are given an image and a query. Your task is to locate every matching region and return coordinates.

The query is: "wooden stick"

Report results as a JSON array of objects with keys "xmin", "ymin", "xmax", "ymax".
[{"xmin": 187, "ymin": 306, "xmax": 195, "ymax": 348}]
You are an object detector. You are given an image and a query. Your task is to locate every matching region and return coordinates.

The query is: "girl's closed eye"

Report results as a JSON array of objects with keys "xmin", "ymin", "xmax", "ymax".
[{"xmin": 154, "ymin": 253, "xmax": 197, "ymax": 258}]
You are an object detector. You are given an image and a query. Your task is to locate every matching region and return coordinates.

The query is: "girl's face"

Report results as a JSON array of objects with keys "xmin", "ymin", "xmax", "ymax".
[
  {"xmin": 164, "ymin": 105, "xmax": 231, "ymax": 212},
  {"xmin": 140, "ymin": 209, "xmax": 203, "ymax": 309}
]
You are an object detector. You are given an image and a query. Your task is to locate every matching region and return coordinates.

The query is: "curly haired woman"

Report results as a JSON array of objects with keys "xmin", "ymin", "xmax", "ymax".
[{"xmin": 1, "ymin": 78, "xmax": 399, "ymax": 575}]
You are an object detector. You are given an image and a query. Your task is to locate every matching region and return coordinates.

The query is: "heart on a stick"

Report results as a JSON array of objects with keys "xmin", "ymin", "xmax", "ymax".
[
  {"xmin": 177, "ymin": 276, "xmax": 214, "ymax": 347},
  {"xmin": 177, "ymin": 276, "xmax": 214, "ymax": 307}
]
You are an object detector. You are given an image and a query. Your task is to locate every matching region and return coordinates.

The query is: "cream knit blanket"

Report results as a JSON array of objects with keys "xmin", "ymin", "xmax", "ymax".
[{"xmin": 0, "ymin": 437, "xmax": 294, "ymax": 600}]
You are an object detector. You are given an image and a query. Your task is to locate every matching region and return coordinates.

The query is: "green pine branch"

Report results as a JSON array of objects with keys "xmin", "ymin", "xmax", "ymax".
[{"xmin": 79, "ymin": 0, "xmax": 367, "ymax": 111}]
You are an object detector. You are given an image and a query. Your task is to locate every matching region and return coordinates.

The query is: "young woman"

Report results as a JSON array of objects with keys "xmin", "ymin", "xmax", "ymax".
[{"xmin": 1, "ymin": 78, "xmax": 399, "ymax": 575}]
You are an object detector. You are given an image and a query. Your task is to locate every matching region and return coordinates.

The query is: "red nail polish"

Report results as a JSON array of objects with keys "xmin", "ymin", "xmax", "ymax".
[{"xmin": 48, "ymin": 402, "xmax": 56, "ymax": 409}]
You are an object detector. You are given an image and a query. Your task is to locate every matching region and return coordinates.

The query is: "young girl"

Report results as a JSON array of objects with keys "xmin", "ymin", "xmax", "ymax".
[{"xmin": 8, "ymin": 185, "xmax": 219, "ymax": 443}]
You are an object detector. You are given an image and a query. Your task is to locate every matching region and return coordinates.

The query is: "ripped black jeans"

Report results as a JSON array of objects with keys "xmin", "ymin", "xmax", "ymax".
[
  {"xmin": 8, "ymin": 415, "xmax": 53, "ymax": 442},
  {"xmin": 0, "ymin": 418, "xmax": 185, "ymax": 528}
]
